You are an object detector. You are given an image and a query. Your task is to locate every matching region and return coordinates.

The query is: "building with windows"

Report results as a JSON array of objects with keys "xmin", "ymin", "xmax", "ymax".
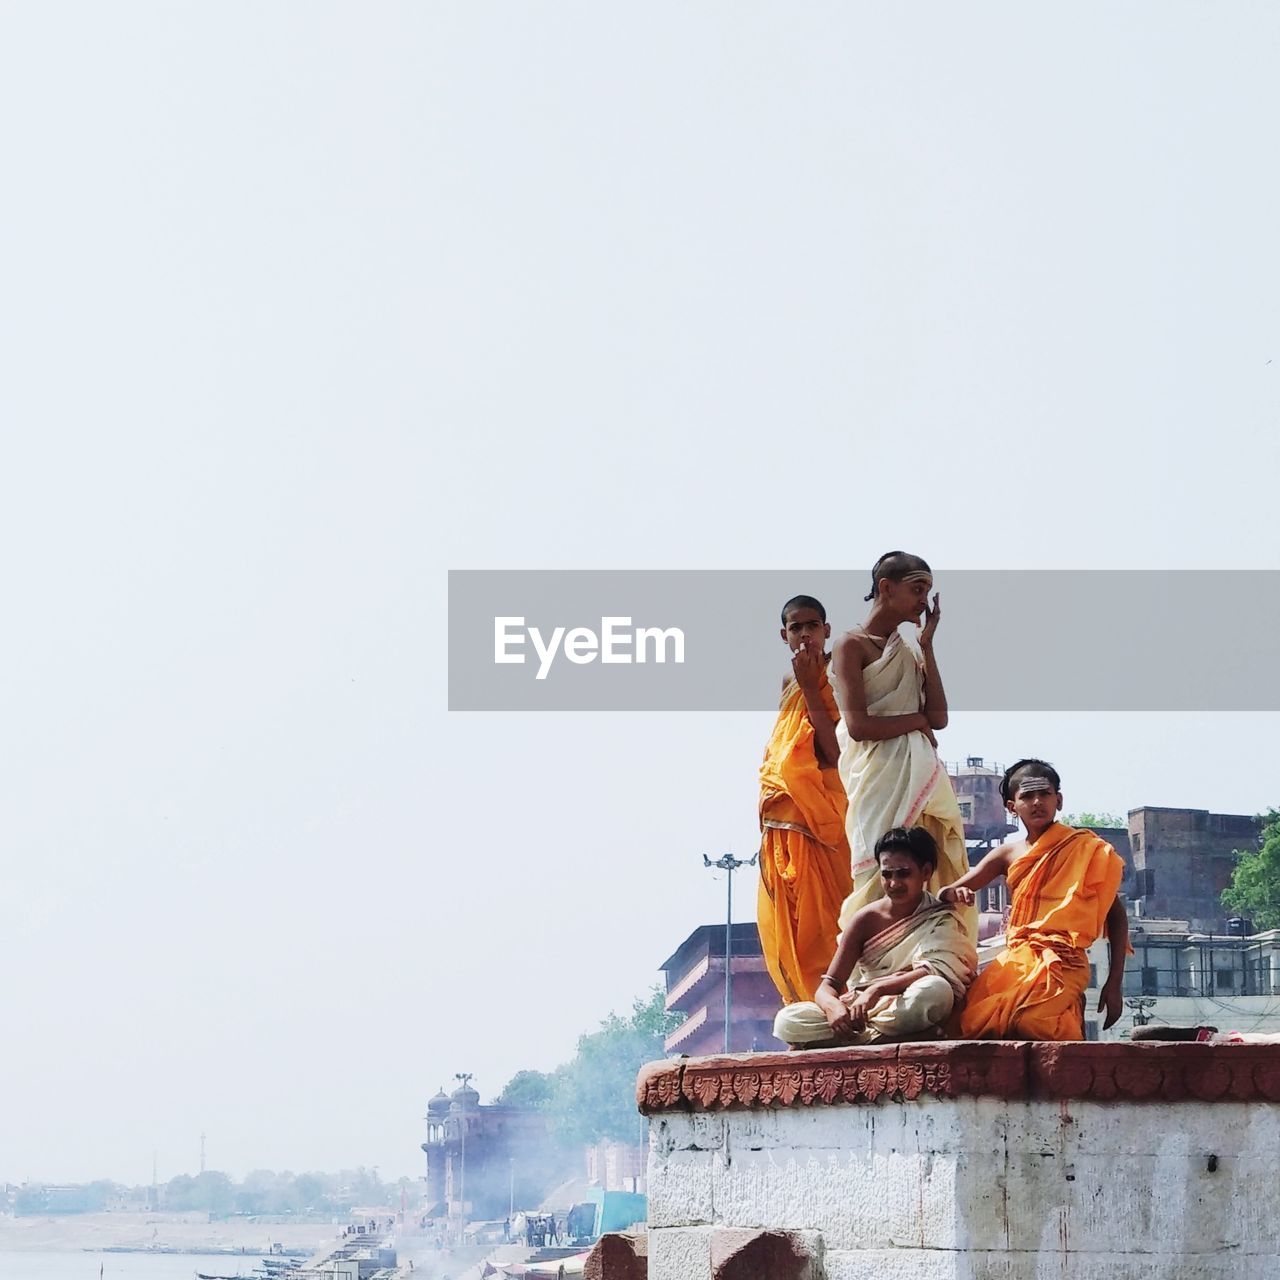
[
  {"xmin": 971, "ymin": 920, "xmax": 1280, "ymax": 1043},
  {"xmin": 585, "ymin": 1139, "xmax": 646, "ymax": 1194},
  {"xmin": 1123, "ymin": 920, "xmax": 1280, "ymax": 1000},
  {"xmin": 1126, "ymin": 806, "xmax": 1261, "ymax": 931},
  {"xmin": 949, "ymin": 757, "xmax": 1016, "ymax": 847},
  {"xmin": 659, "ymin": 922, "xmax": 780, "ymax": 1056},
  {"xmin": 1080, "ymin": 921, "xmax": 1280, "ymax": 1040},
  {"xmin": 421, "ymin": 1082, "xmax": 571, "ymax": 1222},
  {"xmin": 949, "ymin": 757, "xmax": 1018, "ymax": 913}
]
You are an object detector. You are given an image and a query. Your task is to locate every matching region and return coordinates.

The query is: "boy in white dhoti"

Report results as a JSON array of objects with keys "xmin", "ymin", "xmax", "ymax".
[
  {"xmin": 829, "ymin": 551, "xmax": 972, "ymax": 929},
  {"xmin": 774, "ymin": 827, "xmax": 976, "ymax": 1047}
]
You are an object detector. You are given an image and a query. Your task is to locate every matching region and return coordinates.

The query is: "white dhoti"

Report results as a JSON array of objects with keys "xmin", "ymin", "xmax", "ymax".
[
  {"xmin": 773, "ymin": 891, "xmax": 977, "ymax": 1047},
  {"xmin": 832, "ymin": 632, "xmax": 974, "ymax": 936},
  {"xmin": 774, "ymin": 975, "xmax": 955, "ymax": 1045}
]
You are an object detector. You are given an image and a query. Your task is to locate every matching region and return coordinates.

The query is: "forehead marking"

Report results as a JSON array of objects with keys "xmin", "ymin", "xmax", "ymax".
[{"xmin": 1015, "ymin": 777, "xmax": 1054, "ymax": 796}]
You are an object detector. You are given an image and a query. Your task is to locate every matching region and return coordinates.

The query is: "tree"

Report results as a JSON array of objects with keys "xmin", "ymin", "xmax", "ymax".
[
  {"xmin": 1062, "ymin": 812, "xmax": 1125, "ymax": 829},
  {"xmin": 1222, "ymin": 809, "xmax": 1280, "ymax": 930},
  {"xmin": 293, "ymin": 1173, "xmax": 326, "ymax": 1212},
  {"xmin": 85, "ymin": 1181, "xmax": 121, "ymax": 1211},
  {"xmin": 546, "ymin": 987, "xmax": 683, "ymax": 1147},
  {"xmin": 163, "ymin": 1171, "xmax": 234, "ymax": 1213},
  {"xmin": 495, "ymin": 1069, "xmax": 557, "ymax": 1109}
]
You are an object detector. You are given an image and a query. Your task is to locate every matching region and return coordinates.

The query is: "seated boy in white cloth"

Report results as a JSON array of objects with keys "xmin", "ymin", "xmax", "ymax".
[{"xmin": 774, "ymin": 827, "xmax": 977, "ymax": 1047}]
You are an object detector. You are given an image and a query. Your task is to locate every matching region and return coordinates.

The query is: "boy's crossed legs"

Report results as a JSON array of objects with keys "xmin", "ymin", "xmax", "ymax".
[{"xmin": 774, "ymin": 973, "xmax": 954, "ymax": 1047}]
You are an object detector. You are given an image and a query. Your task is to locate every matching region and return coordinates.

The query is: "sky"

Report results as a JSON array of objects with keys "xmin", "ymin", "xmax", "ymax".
[{"xmin": 1, "ymin": 3, "xmax": 1279, "ymax": 1185}]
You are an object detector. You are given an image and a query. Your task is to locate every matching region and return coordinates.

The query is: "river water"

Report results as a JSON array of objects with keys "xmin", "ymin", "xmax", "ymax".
[{"xmin": 0, "ymin": 1255, "xmax": 273, "ymax": 1280}]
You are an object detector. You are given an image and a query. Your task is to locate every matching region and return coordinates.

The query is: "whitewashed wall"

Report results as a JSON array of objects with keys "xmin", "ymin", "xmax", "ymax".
[{"xmin": 646, "ymin": 1095, "xmax": 1280, "ymax": 1279}]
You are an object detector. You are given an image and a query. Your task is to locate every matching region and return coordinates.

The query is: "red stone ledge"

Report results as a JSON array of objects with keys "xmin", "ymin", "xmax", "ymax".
[{"xmin": 636, "ymin": 1041, "xmax": 1280, "ymax": 1113}]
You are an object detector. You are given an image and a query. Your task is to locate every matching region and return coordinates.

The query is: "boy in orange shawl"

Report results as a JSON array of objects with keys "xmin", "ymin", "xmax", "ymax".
[
  {"xmin": 757, "ymin": 596, "xmax": 853, "ymax": 1004},
  {"xmin": 943, "ymin": 759, "xmax": 1129, "ymax": 1040}
]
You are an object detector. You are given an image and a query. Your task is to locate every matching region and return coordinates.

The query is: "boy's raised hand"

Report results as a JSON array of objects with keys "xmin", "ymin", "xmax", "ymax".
[
  {"xmin": 791, "ymin": 638, "xmax": 824, "ymax": 692},
  {"xmin": 940, "ymin": 884, "xmax": 974, "ymax": 906},
  {"xmin": 919, "ymin": 592, "xmax": 942, "ymax": 647}
]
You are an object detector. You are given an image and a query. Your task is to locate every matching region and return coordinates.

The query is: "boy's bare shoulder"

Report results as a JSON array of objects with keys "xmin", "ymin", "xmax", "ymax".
[
  {"xmin": 991, "ymin": 838, "xmax": 1026, "ymax": 867},
  {"xmin": 833, "ymin": 627, "xmax": 878, "ymax": 666},
  {"xmin": 846, "ymin": 898, "xmax": 892, "ymax": 935}
]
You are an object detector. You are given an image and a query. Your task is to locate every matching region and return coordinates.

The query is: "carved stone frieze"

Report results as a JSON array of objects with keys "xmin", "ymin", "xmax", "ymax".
[{"xmin": 636, "ymin": 1041, "xmax": 1280, "ymax": 1114}]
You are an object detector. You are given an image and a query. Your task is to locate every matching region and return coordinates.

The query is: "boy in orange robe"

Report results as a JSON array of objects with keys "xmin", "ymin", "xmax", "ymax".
[
  {"xmin": 757, "ymin": 596, "xmax": 853, "ymax": 1004},
  {"xmin": 942, "ymin": 759, "xmax": 1129, "ymax": 1040}
]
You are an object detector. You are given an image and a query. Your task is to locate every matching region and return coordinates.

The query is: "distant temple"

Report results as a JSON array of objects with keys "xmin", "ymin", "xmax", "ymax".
[{"xmin": 421, "ymin": 1082, "xmax": 571, "ymax": 1222}]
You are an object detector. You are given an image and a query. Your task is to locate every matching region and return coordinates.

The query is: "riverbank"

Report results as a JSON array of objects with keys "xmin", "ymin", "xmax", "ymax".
[{"xmin": 0, "ymin": 1215, "xmax": 336, "ymax": 1256}]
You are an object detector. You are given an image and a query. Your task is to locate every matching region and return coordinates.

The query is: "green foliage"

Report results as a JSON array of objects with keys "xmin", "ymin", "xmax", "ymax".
[
  {"xmin": 493, "ymin": 987, "xmax": 683, "ymax": 1148},
  {"xmin": 545, "ymin": 987, "xmax": 683, "ymax": 1147},
  {"xmin": 165, "ymin": 1171, "xmax": 235, "ymax": 1214},
  {"xmin": 495, "ymin": 1069, "xmax": 556, "ymax": 1109},
  {"xmin": 1222, "ymin": 809, "xmax": 1280, "ymax": 930},
  {"xmin": 1062, "ymin": 812, "xmax": 1125, "ymax": 829},
  {"xmin": 12, "ymin": 1169, "xmax": 414, "ymax": 1217}
]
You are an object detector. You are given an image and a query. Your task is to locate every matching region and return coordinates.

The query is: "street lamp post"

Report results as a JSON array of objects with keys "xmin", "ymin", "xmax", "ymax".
[
  {"xmin": 1126, "ymin": 997, "xmax": 1157, "ymax": 1027},
  {"xmin": 703, "ymin": 852, "xmax": 758, "ymax": 1053},
  {"xmin": 454, "ymin": 1072, "xmax": 473, "ymax": 1240}
]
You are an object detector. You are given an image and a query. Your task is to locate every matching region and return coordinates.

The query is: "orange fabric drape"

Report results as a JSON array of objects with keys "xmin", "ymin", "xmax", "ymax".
[
  {"xmin": 757, "ymin": 668, "xmax": 852, "ymax": 1004},
  {"xmin": 959, "ymin": 824, "xmax": 1125, "ymax": 1041}
]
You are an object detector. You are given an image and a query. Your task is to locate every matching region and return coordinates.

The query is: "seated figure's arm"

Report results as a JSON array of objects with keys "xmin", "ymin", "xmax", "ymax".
[
  {"xmin": 813, "ymin": 913, "xmax": 870, "ymax": 1033},
  {"xmin": 855, "ymin": 963, "xmax": 932, "ymax": 1005},
  {"xmin": 1096, "ymin": 896, "xmax": 1130, "ymax": 1030},
  {"xmin": 832, "ymin": 633, "xmax": 933, "ymax": 744},
  {"xmin": 939, "ymin": 843, "xmax": 1015, "ymax": 905}
]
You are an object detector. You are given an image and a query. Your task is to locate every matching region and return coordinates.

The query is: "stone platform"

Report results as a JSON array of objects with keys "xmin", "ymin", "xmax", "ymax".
[{"xmin": 634, "ymin": 1041, "xmax": 1280, "ymax": 1279}]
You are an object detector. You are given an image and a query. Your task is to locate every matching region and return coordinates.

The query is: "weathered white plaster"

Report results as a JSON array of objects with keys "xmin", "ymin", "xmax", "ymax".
[
  {"xmin": 646, "ymin": 1224, "xmax": 713, "ymax": 1277},
  {"xmin": 820, "ymin": 1250, "xmax": 1272, "ymax": 1280},
  {"xmin": 646, "ymin": 1097, "xmax": 1280, "ymax": 1279}
]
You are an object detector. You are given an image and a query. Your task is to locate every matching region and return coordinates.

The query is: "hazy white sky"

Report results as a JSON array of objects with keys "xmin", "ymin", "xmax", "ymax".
[{"xmin": 2, "ymin": 4, "xmax": 1278, "ymax": 1184}]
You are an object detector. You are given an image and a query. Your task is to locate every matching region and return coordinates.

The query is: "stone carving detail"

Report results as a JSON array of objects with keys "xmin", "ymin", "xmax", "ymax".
[
  {"xmin": 812, "ymin": 1066, "xmax": 844, "ymax": 1104},
  {"xmin": 638, "ymin": 1063, "xmax": 685, "ymax": 1113},
  {"xmin": 638, "ymin": 1042, "xmax": 1280, "ymax": 1114},
  {"xmin": 672, "ymin": 1056, "xmax": 957, "ymax": 1111},
  {"xmin": 689, "ymin": 1071, "xmax": 725, "ymax": 1109}
]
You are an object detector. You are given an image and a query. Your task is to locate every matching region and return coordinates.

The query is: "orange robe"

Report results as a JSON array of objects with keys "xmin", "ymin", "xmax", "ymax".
[
  {"xmin": 757, "ymin": 666, "xmax": 853, "ymax": 1004},
  {"xmin": 959, "ymin": 824, "xmax": 1125, "ymax": 1041}
]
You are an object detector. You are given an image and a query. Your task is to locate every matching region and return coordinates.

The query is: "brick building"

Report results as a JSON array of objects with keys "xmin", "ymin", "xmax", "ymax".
[
  {"xmin": 949, "ymin": 757, "xmax": 1018, "ymax": 913},
  {"xmin": 1127, "ymin": 806, "xmax": 1262, "ymax": 932},
  {"xmin": 659, "ymin": 923, "xmax": 781, "ymax": 1055},
  {"xmin": 949, "ymin": 757, "xmax": 1017, "ymax": 848}
]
